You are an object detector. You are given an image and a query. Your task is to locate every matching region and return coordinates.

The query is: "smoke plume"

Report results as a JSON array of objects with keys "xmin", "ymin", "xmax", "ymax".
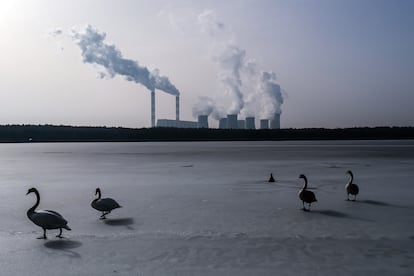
[
  {"xmin": 259, "ymin": 71, "xmax": 283, "ymax": 118},
  {"xmin": 192, "ymin": 96, "xmax": 215, "ymax": 117},
  {"xmin": 192, "ymin": 96, "xmax": 226, "ymax": 120},
  {"xmin": 70, "ymin": 24, "xmax": 179, "ymax": 96},
  {"xmin": 195, "ymin": 10, "xmax": 284, "ymax": 119}
]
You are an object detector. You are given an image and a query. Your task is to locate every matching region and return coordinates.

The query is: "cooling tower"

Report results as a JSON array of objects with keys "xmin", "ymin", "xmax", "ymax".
[
  {"xmin": 219, "ymin": 118, "xmax": 228, "ymax": 129},
  {"xmin": 245, "ymin": 117, "xmax": 256, "ymax": 129},
  {"xmin": 151, "ymin": 90, "xmax": 155, "ymax": 128},
  {"xmin": 260, "ymin": 119, "xmax": 269, "ymax": 129},
  {"xmin": 270, "ymin": 113, "xmax": 281, "ymax": 129},
  {"xmin": 227, "ymin": 114, "xmax": 238, "ymax": 129},
  {"xmin": 176, "ymin": 96, "xmax": 180, "ymax": 121},
  {"xmin": 198, "ymin": 115, "xmax": 209, "ymax": 128},
  {"xmin": 237, "ymin": 120, "xmax": 245, "ymax": 129}
]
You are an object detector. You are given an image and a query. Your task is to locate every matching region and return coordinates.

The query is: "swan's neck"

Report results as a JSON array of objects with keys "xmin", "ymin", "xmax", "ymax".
[
  {"xmin": 348, "ymin": 173, "xmax": 354, "ymax": 184},
  {"xmin": 96, "ymin": 189, "xmax": 101, "ymax": 200},
  {"xmin": 302, "ymin": 177, "xmax": 308, "ymax": 189},
  {"xmin": 27, "ymin": 190, "xmax": 40, "ymax": 216}
]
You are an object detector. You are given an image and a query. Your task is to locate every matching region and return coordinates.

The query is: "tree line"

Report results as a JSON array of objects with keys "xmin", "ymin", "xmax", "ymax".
[{"xmin": 0, "ymin": 124, "xmax": 413, "ymax": 143}]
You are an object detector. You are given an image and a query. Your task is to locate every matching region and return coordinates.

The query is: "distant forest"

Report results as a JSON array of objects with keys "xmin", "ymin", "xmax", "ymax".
[{"xmin": 0, "ymin": 125, "xmax": 414, "ymax": 143}]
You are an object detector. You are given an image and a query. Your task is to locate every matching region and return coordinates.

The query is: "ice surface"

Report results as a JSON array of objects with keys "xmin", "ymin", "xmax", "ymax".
[{"xmin": 0, "ymin": 141, "xmax": 413, "ymax": 275}]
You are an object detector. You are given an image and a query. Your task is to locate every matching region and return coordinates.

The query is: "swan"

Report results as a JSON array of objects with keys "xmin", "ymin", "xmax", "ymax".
[
  {"xmin": 268, "ymin": 173, "xmax": 275, "ymax": 183},
  {"xmin": 345, "ymin": 170, "xmax": 359, "ymax": 201},
  {"xmin": 26, "ymin": 187, "xmax": 71, "ymax": 239},
  {"xmin": 91, "ymin": 188, "xmax": 121, "ymax": 219},
  {"xmin": 298, "ymin": 174, "xmax": 317, "ymax": 211}
]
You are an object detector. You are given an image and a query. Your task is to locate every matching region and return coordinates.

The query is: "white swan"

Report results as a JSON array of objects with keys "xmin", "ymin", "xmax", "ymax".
[
  {"xmin": 91, "ymin": 188, "xmax": 121, "ymax": 219},
  {"xmin": 298, "ymin": 174, "xmax": 317, "ymax": 211},
  {"xmin": 26, "ymin": 187, "xmax": 71, "ymax": 239},
  {"xmin": 345, "ymin": 170, "xmax": 359, "ymax": 201}
]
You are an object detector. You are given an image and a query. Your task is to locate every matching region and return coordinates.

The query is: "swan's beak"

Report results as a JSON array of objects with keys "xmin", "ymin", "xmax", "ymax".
[{"xmin": 26, "ymin": 191, "xmax": 30, "ymax": 195}]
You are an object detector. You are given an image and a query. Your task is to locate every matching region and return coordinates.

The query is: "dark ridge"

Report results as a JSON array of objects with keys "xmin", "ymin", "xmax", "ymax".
[{"xmin": 0, "ymin": 125, "xmax": 414, "ymax": 143}]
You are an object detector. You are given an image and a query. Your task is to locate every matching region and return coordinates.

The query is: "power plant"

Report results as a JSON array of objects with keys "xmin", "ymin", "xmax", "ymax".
[
  {"xmin": 154, "ymin": 90, "xmax": 281, "ymax": 129},
  {"xmin": 70, "ymin": 24, "xmax": 283, "ymax": 131}
]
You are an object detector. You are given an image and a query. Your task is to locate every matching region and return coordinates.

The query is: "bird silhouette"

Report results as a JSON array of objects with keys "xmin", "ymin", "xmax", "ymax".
[
  {"xmin": 26, "ymin": 187, "xmax": 71, "ymax": 239},
  {"xmin": 91, "ymin": 188, "xmax": 122, "ymax": 219},
  {"xmin": 345, "ymin": 170, "xmax": 359, "ymax": 201},
  {"xmin": 298, "ymin": 174, "xmax": 317, "ymax": 211}
]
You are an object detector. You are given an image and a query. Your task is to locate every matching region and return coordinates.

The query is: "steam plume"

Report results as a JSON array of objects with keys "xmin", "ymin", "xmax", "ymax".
[
  {"xmin": 195, "ymin": 10, "xmax": 284, "ymax": 119},
  {"xmin": 259, "ymin": 71, "xmax": 283, "ymax": 117},
  {"xmin": 70, "ymin": 24, "xmax": 179, "ymax": 96}
]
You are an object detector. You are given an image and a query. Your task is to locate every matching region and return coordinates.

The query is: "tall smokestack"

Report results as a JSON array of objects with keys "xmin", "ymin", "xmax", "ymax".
[
  {"xmin": 176, "ymin": 96, "xmax": 180, "ymax": 121},
  {"xmin": 151, "ymin": 90, "xmax": 155, "ymax": 127}
]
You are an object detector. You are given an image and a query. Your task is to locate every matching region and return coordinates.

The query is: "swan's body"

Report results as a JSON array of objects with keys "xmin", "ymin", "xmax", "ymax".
[
  {"xmin": 345, "ymin": 170, "xmax": 359, "ymax": 201},
  {"xmin": 91, "ymin": 188, "xmax": 121, "ymax": 219},
  {"xmin": 298, "ymin": 174, "xmax": 317, "ymax": 211},
  {"xmin": 26, "ymin": 187, "xmax": 71, "ymax": 239}
]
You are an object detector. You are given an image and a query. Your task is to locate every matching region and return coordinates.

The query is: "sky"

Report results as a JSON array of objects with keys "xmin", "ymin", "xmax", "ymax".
[{"xmin": 0, "ymin": 0, "xmax": 413, "ymax": 129}]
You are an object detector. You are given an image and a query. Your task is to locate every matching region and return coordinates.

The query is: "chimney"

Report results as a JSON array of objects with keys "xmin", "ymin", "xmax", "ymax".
[
  {"xmin": 151, "ymin": 90, "xmax": 155, "ymax": 127},
  {"xmin": 176, "ymin": 96, "xmax": 180, "ymax": 121}
]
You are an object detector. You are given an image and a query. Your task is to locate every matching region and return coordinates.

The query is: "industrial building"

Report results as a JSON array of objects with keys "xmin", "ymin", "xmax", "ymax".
[
  {"xmin": 245, "ymin": 117, "xmax": 256, "ymax": 129},
  {"xmin": 151, "ymin": 89, "xmax": 281, "ymax": 130},
  {"xmin": 218, "ymin": 118, "xmax": 227, "ymax": 129},
  {"xmin": 217, "ymin": 115, "xmax": 280, "ymax": 130},
  {"xmin": 227, "ymin": 114, "xmax": 238, "ymax": 129},
  {"xmin": 260, "ymin": 119, "xmax": 269, "ymax": 129},
  {"xmin": 157, "ymin": 119, "xmax": 197, "ymax": 128},
  {"xmin": 198, "ymin": 115, "xmax": 209, "ymax": 128},
  {"xmin": 270, "ymin": 113, "xmax": 281, "ymax": 129}
]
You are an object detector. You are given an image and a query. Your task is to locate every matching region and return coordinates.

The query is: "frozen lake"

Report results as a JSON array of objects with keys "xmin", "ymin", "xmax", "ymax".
[{"xmin": 0, "ymin": 140, "xmax": 413, "ymax": 275}]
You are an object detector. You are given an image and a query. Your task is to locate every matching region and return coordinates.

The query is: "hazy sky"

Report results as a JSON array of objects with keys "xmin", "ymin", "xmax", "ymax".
[{"xmin": 1, "ymin": 0, "xmax": 413, "ymax": 128}]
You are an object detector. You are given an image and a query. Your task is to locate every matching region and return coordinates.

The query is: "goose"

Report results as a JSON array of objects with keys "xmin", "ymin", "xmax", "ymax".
[
  {"xmin": 26, "ymin": 187, "xmax": 71, "ymax": 239},
  {"xmin": 298, "ymin": 174, "xmax": 317, "ymax": 211},
  {"xmin": 91, "ymin": 188, "xmax": 121, "ymax": 219},
  {"xmin": 345, "ymin": 170, "xmax": 359, "ymax": 201}
]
